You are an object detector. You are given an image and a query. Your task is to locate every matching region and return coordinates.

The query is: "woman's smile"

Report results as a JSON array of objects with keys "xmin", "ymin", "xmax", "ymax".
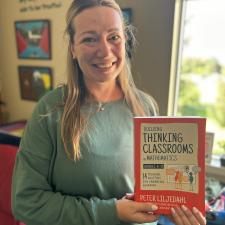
[{"xmin": 92, "ymin": 61, "xmax": 117, "ymax": 73}]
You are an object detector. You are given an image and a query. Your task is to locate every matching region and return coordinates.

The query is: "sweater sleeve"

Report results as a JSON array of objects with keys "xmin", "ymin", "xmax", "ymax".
[{"xmin": 11, "ymin": 97, "xmax": 120, "ymax": 225}]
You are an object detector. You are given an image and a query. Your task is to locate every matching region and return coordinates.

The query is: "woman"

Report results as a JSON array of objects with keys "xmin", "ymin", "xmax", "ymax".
[{"xmin": 12, "ymin": 0, "xmax": 206, "ymax": 225}]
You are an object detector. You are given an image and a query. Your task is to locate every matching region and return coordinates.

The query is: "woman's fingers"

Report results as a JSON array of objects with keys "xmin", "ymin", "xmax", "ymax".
[
  {"xmin": 171, "ymin": 206, "xmax": 192, "ymax": 225},
  {"xmin": 132, "ymin": 202, "xmax": 160, "ymax": 222},
  {"xmin": 171, "ymin": 205, "xmax": 206, "ymax": 225},
  {"xmin": 119, "ymin": 196, "xmax": 206, "ymax": 225},
  {"xmin": 116, "ymin": 198, "xmax": 159, "ymax": 223},
  {"xmin": 134, "ymin": 201, "xmax": 158, "ymax": 213},
  {"xmin": 192, "ymin": 207, "xmax": 207, "ymax": 225},
  {"xmin": 133, "ymin": 211, "xmax": 160, "ymax": 223},
  {"xmin": 125, "ymin": 193, "xmax": 135, "ymax": 200}
]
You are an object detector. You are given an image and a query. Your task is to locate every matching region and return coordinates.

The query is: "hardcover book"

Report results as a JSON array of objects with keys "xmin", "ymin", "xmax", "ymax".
[{"xmin": 134, "ymin": 117, "xmax": 206, "ymax": 215}]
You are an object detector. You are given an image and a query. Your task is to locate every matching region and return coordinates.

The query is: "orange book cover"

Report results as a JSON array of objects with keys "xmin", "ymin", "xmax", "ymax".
[{"xmin": 134, "ymin": 117, "xmax": 206, "ymax": 215}]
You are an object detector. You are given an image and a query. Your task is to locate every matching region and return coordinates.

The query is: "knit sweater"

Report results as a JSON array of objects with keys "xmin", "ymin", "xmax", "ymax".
[{"xmin": 12, "ymin": 86, "xmax": 158, "ymax": 225}]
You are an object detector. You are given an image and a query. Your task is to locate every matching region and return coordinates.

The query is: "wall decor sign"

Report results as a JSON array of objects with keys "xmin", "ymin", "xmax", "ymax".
[
  {"xmin": 18, "ymin": 0, "xmax": 63, "ymax": 13},
  {"xmin": 15, "ymin": 20, "xmax": 51, "ymax": 59},
  {"xmin": 18, "ymin": 66, "xmax": 53, "ymax": 101}
]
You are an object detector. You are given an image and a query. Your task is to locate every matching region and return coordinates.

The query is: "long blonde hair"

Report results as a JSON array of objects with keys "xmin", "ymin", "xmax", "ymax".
[{"xmin": 62, "ymin": 0, "xmax": 158, "ymax": 160}]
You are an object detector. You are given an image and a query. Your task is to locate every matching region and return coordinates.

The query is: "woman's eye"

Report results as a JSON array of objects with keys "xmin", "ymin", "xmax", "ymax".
[
  {"xmin": 109, "ymin": 35, "xmax": 120, "ymax": 41},
  {"xmin": 82, "ymin": 37, "xmax": 96, "ymax": 43}
]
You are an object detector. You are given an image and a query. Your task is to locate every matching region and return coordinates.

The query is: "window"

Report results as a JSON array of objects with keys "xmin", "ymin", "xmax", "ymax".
[{"xmin": 172, "ymin": 0, "xmax": 225, "ymax": 160}]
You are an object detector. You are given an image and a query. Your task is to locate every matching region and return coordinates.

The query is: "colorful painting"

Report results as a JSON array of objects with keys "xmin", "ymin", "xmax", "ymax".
[
  {"xmin": 15, "ymin": 20, "xmax": 51, "ymax": 59},
  {"xmin": 18, "ymin": 66, "xmax": 53, "ymax": 101}
]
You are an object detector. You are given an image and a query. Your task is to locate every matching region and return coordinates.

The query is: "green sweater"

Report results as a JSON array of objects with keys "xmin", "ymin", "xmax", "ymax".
[{"xmin": 12, "ymin": 87, "xmax": 158, "ymax": 225}]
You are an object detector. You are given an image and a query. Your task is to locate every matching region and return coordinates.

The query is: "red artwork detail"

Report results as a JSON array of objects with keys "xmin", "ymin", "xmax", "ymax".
[
  {"xmin": 16, "ymin": 31, "xmax": 27, "ymax": 53},
  {"xmin": 39, "ymin": 25, "xmax": 49, "ymax": 54}
]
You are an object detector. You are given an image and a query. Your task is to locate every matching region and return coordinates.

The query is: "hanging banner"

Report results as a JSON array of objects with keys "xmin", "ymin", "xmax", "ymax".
[{"xmin": 17, "ymin": 0, "xmax": 63, "ymax": 13}]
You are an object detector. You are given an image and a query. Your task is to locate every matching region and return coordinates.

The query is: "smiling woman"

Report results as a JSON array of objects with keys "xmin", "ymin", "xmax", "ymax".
[
  {"xmin": 70, "ymin": 6, "xmax": 126, "ymax": 87},
  {"xmin": 62, "ymin": 0, "xmax": 154, "ymax": 161},
  {"xmin": 11, "ymin": 1, "xmax": 206, "ymax": 225}
]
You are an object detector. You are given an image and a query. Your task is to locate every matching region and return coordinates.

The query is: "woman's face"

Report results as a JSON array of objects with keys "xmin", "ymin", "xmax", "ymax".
[{"xmin": 71, "ymin": 6, "xmax": 126, "ymax": 87}]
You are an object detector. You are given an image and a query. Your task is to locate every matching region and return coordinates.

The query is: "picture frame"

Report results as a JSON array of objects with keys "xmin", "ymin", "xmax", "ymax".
[
  {"xmin": 15, "ymin": 20, "xmax": 51, "ymax": 60},
  {"xmin": 18, "ymin": 66, "xmax": 53, "ymax": 101},
  {"xmin": 122, "ymin": 8, "xmax": 132, "ymax": 24},
  {"xmin": 122, "ymin": 8, "xmax": 133, "ymax": 58}
]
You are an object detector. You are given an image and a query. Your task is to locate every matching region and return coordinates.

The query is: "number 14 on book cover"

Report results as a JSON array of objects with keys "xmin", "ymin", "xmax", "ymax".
[{"xmin": 134, "ymin": 117, "xmax": 206, "ymax": 215}]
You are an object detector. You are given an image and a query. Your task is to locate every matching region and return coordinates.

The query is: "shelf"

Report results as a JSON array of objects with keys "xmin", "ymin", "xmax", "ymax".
[
  {"xmin": 206, "ymin": 155, "xmax": 225, "ymax": 183},
  {"xmin": 206, "ymin": 164, "xmax": 225, "ymax": 183}
]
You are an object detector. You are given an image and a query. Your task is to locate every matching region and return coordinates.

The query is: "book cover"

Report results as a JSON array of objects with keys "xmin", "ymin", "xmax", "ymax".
[{"xmin": 134, "ymin": 117, "xmax": 206, "ymax": 215}]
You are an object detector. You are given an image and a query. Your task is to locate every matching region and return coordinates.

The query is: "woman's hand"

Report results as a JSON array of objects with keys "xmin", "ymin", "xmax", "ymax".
[
  {"xmin": 116, "ymin": 197, "xmax": 159, "ymax": 223},
  {"xmin": 169, "ymin": 205, "xmax": 206, "ymax": 225}
]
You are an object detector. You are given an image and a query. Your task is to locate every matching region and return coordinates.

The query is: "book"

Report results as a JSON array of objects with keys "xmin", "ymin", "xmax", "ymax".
[{"xmin": 134, "ymin": 117, "xmax": 206, "ymax": 215}]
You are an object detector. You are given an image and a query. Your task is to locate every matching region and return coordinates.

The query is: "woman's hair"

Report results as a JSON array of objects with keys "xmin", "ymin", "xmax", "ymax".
[{"xmin": 62, "ymin": 0, "xmax": 158, "ymax": 160}]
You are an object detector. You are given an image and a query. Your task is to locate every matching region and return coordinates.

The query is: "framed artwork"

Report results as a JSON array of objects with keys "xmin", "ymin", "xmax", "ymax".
[
  {"xmin": 122, "ymin": 8, "xmax": 133, "ymax": 58},
  {"xmin": 15, "ymin": 20, "xmax": 51, "ymax": 59},
  {"xmin": 122, "ymin": 8, "xmax": 132, "ymax": 24},
  {"xmin": 18, "ymin": 66, "xmax": 53, "ymax": 101}
]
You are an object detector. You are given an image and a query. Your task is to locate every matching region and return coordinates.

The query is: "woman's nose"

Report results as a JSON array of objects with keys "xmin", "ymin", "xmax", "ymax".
[{"xmin": 96, "ymin": 39, "xmax": 111, "ymax": 58}]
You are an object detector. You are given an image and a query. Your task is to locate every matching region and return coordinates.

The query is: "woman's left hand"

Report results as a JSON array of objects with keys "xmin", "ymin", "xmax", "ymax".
[{"xmin": 169, "ymin": 205, "xmax": 206, "ymax": 225}]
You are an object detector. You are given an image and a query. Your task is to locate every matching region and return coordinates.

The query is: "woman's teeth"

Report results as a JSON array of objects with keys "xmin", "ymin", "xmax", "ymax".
[
  {"xmin": 94, "ymin": 62, "xmax": 116, "ymax": 68},
  {"xmin": 95, "ymin": 63, "xmax": 112, "ymax": 68}
]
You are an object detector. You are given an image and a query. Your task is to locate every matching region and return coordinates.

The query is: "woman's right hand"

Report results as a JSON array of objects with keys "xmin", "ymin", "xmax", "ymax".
[{"xmin": 116, "ymin": 198, "xmax": 159, "ymax": 223}]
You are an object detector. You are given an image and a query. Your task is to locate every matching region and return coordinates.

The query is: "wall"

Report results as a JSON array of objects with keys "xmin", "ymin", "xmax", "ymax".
[
  {"xmin": 0, "ymin": 0, "xmax": 71, "ymax": 121},
  {"xmin": 117, "ymin": 0, "xmax": 175, "ymax": 115},
  {"xmin": 0, "ymin": 0, "xmax": 175, "ymax": 121}
]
